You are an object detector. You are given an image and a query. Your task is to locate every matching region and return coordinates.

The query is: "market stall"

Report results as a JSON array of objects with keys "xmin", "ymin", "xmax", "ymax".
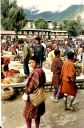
[
  {"xmin": 1, "ymin": 71, "xmax": 84, "ymax": 88},
  {"xmin": 1, "ymin": 60, "xmax": 84, "ymax": 96}
]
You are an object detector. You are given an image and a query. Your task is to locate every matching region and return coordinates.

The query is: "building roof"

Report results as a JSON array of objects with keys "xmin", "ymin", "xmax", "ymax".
[
  {"xmin": 1, "ymin": 31, "xmax": 16, "ymax": 35},
  {"xmin": 21, "ymin": 27, "xmax": 51, "ymax": 32},
  {"xmin": 51, "ymin": 30, "xmax": 67, "ymax": 33},
  {"xmin": 21, "ymin": 27, "xmax": 68, "ymax": 33}
]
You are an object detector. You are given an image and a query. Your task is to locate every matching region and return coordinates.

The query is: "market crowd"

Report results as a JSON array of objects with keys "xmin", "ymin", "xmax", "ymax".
[{"xmin": 1, "ymin": 35, "xmax": 84, "ymax": 128}]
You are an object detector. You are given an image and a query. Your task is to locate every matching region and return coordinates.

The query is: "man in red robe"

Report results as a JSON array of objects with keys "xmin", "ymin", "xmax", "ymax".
[{"xmin": 51, "ymin": 49, "xmax": 63, "ymax": 101}]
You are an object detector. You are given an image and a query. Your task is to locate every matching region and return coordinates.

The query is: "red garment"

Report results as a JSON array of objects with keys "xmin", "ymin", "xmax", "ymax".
[
  {"xmin": 51, "ymin": 56, "xmax": 63, "ymax": 87},
  {"xmin": 61, "ymin": 60, "xmax": 77, "ymax": 96},
  {"xmin": 62, "ymin": 81, "xmax": 77, "ymax": 96},
  {"xmin": 26, "ymin": 117, "xmax": 40, "ymax": 128},
  {"xmin": 4, "ymin": 57, "xmax": 10, "ymax": 66},
  {"xmin": 23, "ymin": 67, "xmax": 46, "ymax": 120}
]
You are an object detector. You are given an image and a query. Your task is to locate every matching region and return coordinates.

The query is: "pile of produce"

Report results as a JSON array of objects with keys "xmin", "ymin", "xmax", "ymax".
[
  {"xmin": 5, "ymin": 69, "xmax": 20, "ymax": 77},
  {"xmin": 2, "ymin": 78, "xmax": 11, "ymax": 84},
  {"xmin": 1, "ymin": 69, "xmax": 25, "ymax": 84},
  {"xmin": 10, "ymin": 73, "xmax": 25, "ymax": 83},
  {"xmin": 74, "ymin": 63, "xmax": 81, "ymax": 76}
]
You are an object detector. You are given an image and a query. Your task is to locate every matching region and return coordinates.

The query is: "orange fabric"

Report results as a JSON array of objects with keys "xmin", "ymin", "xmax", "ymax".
[
  {"xmin": 62, "ymin": 81, "xmax": 77, "ymax": 96},
  {"xmin": 61, "ymin": 60, "xmax": 75, "ymax": 82},
  {"xmin": 61, "ymin": 60, "xmax": 77, "ymax": 96}
]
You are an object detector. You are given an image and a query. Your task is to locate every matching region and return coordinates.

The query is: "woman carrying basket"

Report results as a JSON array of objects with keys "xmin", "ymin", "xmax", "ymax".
[{"xmin": 23, "ymin": 55, "xmax": 46, "ymax": 128}]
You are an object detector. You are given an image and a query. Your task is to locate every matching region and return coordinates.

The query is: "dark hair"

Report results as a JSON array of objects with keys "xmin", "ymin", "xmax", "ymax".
[
  {"xmin": 31, "ymin": 56, "xmax": 39, "ymax": 64},
  {"xmin": 54, "ymin": 49, "xmax": 60, "ymax": 56},
  {"xmin": 35, "ymin": 37, "xmax": 41, "ymax": 42},
  {"xmin": 67, "ymin": 51, "xmax": 74, "ymax": 60},
  {"xmin": 18, "ymin": 38, "xmax": 24, "ymax": 44}
]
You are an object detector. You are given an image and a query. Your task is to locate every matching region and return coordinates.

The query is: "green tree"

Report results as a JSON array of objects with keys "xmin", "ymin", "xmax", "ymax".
[
  {"xmin": 52, "ymin": 21, "xmax": 57, "ymax": 30},
  {"xmin": 1, "ymin": 0, "xmax": 9, "ymax": 17},
  {"xmin": 34, "ymin": 18, "xmax": 48, "ymax": 29},
  {"xmin": 59, "ymin": 19, "xmax": 82, "ymax": 37},
  {"xmin": 1, "ymin": 0, "xmax": 26, "ymax": 32},
  {"xmin": 67, "ymin": 20, "xmax": 82, "ymax": 37},
  {"xmin": 59, "ymin": 20, "xmax": 69, "ymax": 30}
]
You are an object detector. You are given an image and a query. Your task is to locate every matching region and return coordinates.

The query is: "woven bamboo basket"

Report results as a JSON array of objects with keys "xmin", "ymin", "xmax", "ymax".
[
  {"xmin": 10, "ymin": 76, "xmax": 25, "ymax": 83},
  {"xmin": 10, "ymin": 73, "xmax": 25, "ymax": 83},
  {"xmin": 1, "ymin": 87, "xmax": 14, "ymax": 101}
]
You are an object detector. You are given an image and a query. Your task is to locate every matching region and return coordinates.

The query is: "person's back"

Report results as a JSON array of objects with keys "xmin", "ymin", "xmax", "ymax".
[
  {"xmin": 23, "ymin": 42, "xmax": 31, "ymax": 61},
  {"xmin": 61, "ymin": 52, "xmax": 77, "ymax": 111},
  {"xmin": 33, "ymin": 37, "xmax": 45, "ymax": 67},
  {"xmin": 51, "ymin": 49, "xmax": 63, "ymax": 101},
  {"xmin": 18, "ymin": 39, "xmax": 31, "ymax": 75},
  {"xmin": 34, "ymin": 45, "xmax": 44, "ymax": 58},
  {"xmin": 61, "ymin": 60, "xmax": 75, "ymax": 82}
]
